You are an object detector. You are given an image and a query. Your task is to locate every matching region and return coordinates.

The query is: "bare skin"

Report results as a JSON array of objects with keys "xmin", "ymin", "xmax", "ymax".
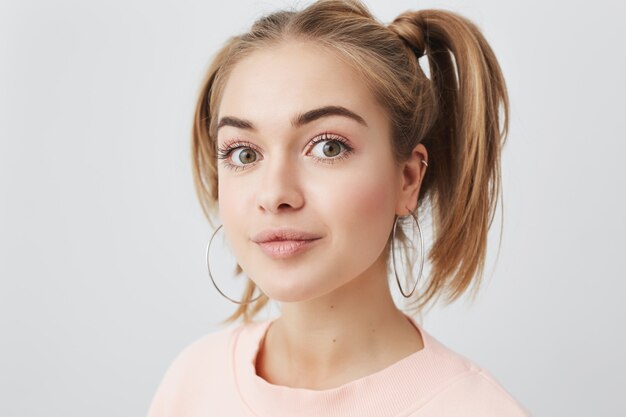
[
  {"xmin": 216, "ymin": 40, "xmax": 428, "ymax": 390},
  {"xmin": 255, "ymin": 252, "xmax": 425, "ymax": 389}
]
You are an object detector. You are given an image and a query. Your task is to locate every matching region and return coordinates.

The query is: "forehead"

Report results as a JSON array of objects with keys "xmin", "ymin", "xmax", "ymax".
[{"xmin": 217, "ymin": 41, "xmax": 383, "ymax": 130}]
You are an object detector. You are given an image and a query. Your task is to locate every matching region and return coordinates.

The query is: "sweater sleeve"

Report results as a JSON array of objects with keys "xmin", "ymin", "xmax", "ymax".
[
  {"xmin": 410, "ymin": 368, "xmax": 534, "ymax": 417},
  {"xmin": 145, "ymin": 328, "xmax": 235, "ymax": 417},
  {"xmin": 476, "ymin": 369, "xmax": 533, "ymax": 416},
  {"xmin": 145, "ymin": 342, "xmax": 197, "ymax": 417}
]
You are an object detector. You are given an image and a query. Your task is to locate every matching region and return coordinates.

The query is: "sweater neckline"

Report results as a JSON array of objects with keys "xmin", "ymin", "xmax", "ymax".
[{"xmin": 232, "ymin": 313, "xmax": 466, "ymax": 417}]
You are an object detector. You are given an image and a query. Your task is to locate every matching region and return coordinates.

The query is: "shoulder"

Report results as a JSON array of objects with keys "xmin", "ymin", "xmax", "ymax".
[
  {"xmin": 146, "ymin": 323, "xmax": 244, "ymax": 417},
  {"xmin": 412, "ymin": 327, "xmax": 533, "ymax": 417},
  {"xmin": 413, "ymin": 362, "xmax": 533, "ymax": 417},
  {"xmin": 433, "ymin": 367, "xmax": 533, "ymax": 416},
  {"xmin": 165, "ymin": 325, "xmax": 235, "ymax": 372}
]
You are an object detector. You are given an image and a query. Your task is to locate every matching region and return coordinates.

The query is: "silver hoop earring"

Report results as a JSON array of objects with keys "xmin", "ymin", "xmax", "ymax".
[
  {"xmin": 206, "ymin": 224, "xmax": 264, "ymax": 305},
  {"xmin": 391, "ymin": 209, "xmax": 425, "ymax": 298}
]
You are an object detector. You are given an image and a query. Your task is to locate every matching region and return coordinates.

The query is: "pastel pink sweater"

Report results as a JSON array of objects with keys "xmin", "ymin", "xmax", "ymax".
[{"xmin": 147, "ymin": 314, "xmax": 532, "ymax": 416}]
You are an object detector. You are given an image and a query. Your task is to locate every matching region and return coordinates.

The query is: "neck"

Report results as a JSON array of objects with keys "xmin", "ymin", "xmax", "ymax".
[{"xmin": 256, "ymin": 251, "xmax": 424, "ymax": 390}]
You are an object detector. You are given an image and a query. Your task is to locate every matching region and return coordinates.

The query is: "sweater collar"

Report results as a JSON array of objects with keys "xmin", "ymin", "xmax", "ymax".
[{"xmin": 232, "ymin": 313, "xmax": 470, "ymax": 417}]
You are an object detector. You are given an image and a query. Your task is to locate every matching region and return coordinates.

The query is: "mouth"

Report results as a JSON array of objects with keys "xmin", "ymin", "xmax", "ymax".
[{"xmin": 255, "ymin": 238, "xmax": 322, "ymax": 259}]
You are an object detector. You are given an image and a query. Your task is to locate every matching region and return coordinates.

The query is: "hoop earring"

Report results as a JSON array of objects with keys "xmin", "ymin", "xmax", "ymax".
[
  {"xmin": 206, "ymin": 224, "xmax": 264, "ymax": 305},
  {"xmin": 391, "ymin": 209, "xmax": 425, "ymax": 298}
]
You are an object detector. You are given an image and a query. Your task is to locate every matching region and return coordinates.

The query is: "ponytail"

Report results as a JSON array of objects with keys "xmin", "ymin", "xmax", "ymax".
[{"xmin": 389, "ymin": 10, "xmax": 509, "ymax": 309}]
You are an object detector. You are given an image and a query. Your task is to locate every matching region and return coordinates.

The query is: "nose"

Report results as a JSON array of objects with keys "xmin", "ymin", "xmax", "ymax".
[{"xmin": 255, "ymin": 150, "xmax": 304, "ymax": 214}]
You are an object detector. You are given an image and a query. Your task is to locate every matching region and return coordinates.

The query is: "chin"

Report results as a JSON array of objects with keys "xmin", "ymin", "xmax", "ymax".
[
  {"xmin": 256, "ymin": 282, "xmax": 318, "ymax": 303},
  {"xmin": 252, "ymin": 273, "xmax": 335, "ymax": 303}
]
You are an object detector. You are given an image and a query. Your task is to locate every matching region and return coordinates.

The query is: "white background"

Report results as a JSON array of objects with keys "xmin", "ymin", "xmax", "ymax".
[{"xmin": 1, "ymin": 0, "xmax": 624, "ymax": 416}]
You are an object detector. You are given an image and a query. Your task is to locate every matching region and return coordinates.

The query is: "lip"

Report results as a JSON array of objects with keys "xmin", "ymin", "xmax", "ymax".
[
  {"xmin": 251, "ymin": 227, "xmax": 323, "ymax": 243},
  {"xmin": 251, "ymin": 227, "xmax": 323, "ymax": 260},
  {"xmin": 256, "ymin": 238, "xmax": 321, "ymax": 259}
]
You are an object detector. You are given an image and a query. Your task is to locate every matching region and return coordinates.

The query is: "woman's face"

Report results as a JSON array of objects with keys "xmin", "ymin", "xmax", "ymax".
[{"xmin": 216, "ymin": 41, "xmax": 406, "ymax": 302}]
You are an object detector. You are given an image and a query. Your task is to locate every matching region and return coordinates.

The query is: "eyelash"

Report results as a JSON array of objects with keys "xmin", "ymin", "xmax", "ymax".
[{"xmin": 216, "ymin": 132, "xmax": 354, "ymax": 172}]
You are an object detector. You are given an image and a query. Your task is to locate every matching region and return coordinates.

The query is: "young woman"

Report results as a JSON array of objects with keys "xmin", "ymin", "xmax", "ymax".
[{"xmin": 147, "ymin": 0, "xmax": 532, "ymax": 416}]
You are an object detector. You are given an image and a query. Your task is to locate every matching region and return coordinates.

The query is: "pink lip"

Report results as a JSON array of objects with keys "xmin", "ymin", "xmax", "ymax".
[
  {"xmin": 252, "ymin": 227, "xmax": 322, "ymax": 243},
  {"xmin": 256, "ymin": 238, "xmax": 321, "ymax": 259}
]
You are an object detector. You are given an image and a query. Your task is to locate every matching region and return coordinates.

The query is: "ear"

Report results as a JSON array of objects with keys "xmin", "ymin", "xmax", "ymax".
[{"xmin": 395, "ymin": 143, "xmax": 428, "ymax": 215}]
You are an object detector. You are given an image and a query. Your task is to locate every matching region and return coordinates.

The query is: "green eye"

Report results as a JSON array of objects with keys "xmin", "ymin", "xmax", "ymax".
[
  {"xmin": 311, "ymin": 139, "xmax": 344, "ymax": 158},
  {"xmin": 217, "ymin": 133, "xmax": 354, "ymax": 172},
  {"xmin": 232, "ymin": 148, "xmax": 258, "ymax": 165}
]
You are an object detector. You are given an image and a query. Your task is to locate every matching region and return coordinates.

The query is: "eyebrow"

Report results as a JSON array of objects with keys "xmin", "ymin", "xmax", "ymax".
[{"xmin": 216, "ymin": 105, "xmax": 368, "ymax": 132}]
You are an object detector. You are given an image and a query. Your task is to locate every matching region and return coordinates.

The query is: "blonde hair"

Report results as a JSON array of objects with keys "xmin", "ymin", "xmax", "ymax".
[{"xmin": 191, "ymin": 0, "xmax": 509, "ymax": 325}]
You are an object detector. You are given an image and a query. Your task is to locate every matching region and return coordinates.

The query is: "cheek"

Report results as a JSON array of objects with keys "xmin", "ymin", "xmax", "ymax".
[
  {"xmin": 349, "ymin": 181, "xmax": 394, "ymax": 232},
  {"xmin": 217, "ymin": 177, "xmax": 252, "ymax": 250},
  {"xmin": 322, "ymin": 169, "xmax": 396, "ymax": 251}
]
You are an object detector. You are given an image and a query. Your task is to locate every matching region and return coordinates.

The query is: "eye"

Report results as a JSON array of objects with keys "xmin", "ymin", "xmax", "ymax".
[
  {"xmin": 308, "ymin": 133, "xmax": 353, "ymax": 164},
  {"xmin": 216, "ymin": 133, "xmax": 354, "ymax": 172},
  {"xmin": 216, "ymin": 140, "xmax": 260, "ymax": 172},
  {"xmin": 310, "ymin": 138, "xmax": 344, "ymax": 158},
  {"xmin": 230, "ymin": 147, "xmax": 258, "ymax": 165}
]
